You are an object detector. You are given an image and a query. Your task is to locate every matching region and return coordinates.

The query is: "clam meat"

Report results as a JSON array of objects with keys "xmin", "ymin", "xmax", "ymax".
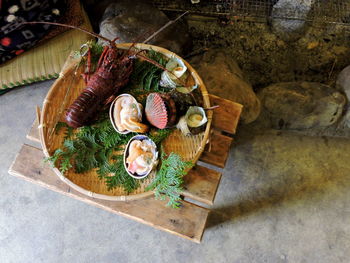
[
  {"xmin": 125, "ymin": 137, "xmax": 158, "ymax": 178},
  {"xmin": 110, "ymin": 94, "xmax": 149, "ymax": 134}
]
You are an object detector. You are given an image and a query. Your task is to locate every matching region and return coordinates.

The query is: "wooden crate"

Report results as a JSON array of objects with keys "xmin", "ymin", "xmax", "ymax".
[{"xmin": 8, "ymin": 95, "xmax": 242, "ymax": 243}]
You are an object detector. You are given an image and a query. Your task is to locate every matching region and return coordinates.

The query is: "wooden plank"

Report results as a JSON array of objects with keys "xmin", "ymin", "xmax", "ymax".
[
  {"xmin": 199, "ymin": 131, "xmax": 233, "ymax": 168},
  {"xmin": 209, "ymin": 94, "xmax": 243, "ymax": 135},
  {"xmin": 182, "ymin": 166, "xmax": 221, "ymax": 205},
  {"xmin": 26, "ymin": 117, "xmax": 40, "ymax": 143},
  {"xmin": 8, "ymin": 144, "xmax": 209, "ymax": 243}
]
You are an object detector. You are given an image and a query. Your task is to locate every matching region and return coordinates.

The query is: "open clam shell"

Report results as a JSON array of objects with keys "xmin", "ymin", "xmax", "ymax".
[
  {"xmin": 185, "ymin": 106, "xmax": 208, "ymax": 135},
  {"xmin": 109, "ymin": 94, "xmax": 148, "ymax": 134},
  {"xmin": 124, "ymin": 135, "xmax": 159, "ymax": 179}
]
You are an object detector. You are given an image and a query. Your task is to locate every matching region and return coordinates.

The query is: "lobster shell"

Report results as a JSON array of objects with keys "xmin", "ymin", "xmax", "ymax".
[{"xmin": 65, "ymin": 48, "xmax": 134, "ymax": 128}]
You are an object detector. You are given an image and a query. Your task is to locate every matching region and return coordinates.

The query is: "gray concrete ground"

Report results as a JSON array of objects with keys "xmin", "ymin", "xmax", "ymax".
[{"xmin": 0, "ymin": 81, "xmax": 349, "ymax": 263}]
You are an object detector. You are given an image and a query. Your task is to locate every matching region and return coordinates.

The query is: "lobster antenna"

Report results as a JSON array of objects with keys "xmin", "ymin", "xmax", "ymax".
[
  {"xmin": 142, "ymin": 11, "xmax": 189, "ymax": 44},
  {"xmin": 22, "ymin": 21, "xmax": 114, "ymax": 45}
]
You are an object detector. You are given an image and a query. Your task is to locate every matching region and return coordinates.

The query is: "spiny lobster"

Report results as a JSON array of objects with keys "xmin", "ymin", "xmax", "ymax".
[{"xmin": 24, "ymin": 12, "xmax": 187, "ymax": 128}]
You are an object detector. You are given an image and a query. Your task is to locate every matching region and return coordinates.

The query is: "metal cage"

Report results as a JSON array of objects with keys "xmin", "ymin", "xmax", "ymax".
[{"xmin": 152, "ymin": 0, "xmax": 350, "ymax": 26}]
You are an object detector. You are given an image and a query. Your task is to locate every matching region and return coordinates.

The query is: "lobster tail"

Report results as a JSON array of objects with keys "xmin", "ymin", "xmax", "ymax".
[{"xmin": 65, "ymin": 89, "xmax": 101, "ymax": 128}]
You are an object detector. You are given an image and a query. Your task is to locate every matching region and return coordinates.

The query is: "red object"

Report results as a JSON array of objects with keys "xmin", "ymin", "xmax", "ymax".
[
  {"xmin": 145, "ymin": 93, "xmax": 169, "ymax": 129},
  {"xmin": 15, "ymin": 49, "xmax": 24, "ymax": 55},
  {"xmin": 1, "ymin": 37, "xmax": 12, "ymax": 46}
]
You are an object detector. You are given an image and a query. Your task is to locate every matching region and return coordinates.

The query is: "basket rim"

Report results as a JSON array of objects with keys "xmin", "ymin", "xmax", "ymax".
[{"xmin": 39, "ymin": 43, "xmax": 212, "ymax": 201}]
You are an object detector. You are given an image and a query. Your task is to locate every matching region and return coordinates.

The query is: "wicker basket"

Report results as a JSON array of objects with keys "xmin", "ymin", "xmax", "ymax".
[{"xmin": 39, "ymin": 43, "xmax": 212, "ymax": 201}]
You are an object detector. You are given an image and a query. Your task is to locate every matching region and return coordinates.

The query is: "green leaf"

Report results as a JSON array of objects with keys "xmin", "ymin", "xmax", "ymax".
[{"xmin": 146, "ymin": 152, "xmax": 193, "ymax": 208}]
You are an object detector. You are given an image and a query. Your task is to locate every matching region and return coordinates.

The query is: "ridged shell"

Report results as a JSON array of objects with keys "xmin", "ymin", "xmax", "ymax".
[{"xmin": 145, "ymin": 93, "xmax": 169, "ymax": 129}]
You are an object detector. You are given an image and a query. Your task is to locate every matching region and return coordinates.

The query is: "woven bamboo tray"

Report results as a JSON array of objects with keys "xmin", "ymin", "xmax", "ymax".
[{"xmin": 39, "ymin": 43, "xmax": 212, "ymax": 201}]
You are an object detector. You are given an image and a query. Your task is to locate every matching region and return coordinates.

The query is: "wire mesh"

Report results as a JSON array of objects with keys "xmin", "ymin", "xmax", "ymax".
[{"xmin": 152, "ymin": 0, "xmax": 350, "ymax": 25}]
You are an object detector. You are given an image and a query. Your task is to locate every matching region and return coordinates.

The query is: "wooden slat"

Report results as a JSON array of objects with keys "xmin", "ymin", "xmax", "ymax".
[
  {"xmin": 200, "ymin": 131, "xmax": 233, "ymax": 168},
  {"xmin": 209, "ymin": 94, "xmax": 243, "ymax": 135},
  {"xmin": 26, "ymin": 117, "xmax": 40, "ymax": 143},
  {"xmin": 8, "ymin": 144, "xmax": 209, "ymax": 243},
  {"xmin": 182, "ymin": 166, "xmax": 221, "ymax": 205}
]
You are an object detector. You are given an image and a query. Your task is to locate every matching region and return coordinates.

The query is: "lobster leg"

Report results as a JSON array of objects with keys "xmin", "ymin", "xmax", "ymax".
[{"xmin": 96, "ymin": 46, "xmax": 109, "ymax": 70}]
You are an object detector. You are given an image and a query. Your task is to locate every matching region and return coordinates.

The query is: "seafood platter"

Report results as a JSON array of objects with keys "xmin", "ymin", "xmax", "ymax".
[{"xmin": 39, "ymin": 42, "xmax": 212, "ymax": 205}]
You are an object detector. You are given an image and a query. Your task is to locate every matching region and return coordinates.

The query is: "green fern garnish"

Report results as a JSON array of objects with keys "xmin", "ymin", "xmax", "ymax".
[
  {"xmin": 47, "ymin": 114, "xmax": 139, "ymax": 192},
  {"xmin": 146, "ymin": 152, "xmax": 193, "ymax": 208}
]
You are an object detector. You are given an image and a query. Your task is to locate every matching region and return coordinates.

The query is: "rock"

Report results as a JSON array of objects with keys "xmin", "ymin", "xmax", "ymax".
[
  {"xmin": 271, "ymin": 0, "xmax": 314, "ymax": 41},
  {"xmin": 337, "ymin": 66, "xmax": 350, "ymax": 127},
  {"xmin": 337, "ymin": 66, "xmax": 350, "ymax": 97},
  {"xmin": 98, "ymin": 1, "xmax": 191, "ymax": 55},
  {"xmin": 190, "ymin": 50, "xmax": 261, "ymax": 124},
  {"xmin": 258, "ymin": 82, "xmax": 346, "ymax": 129}
]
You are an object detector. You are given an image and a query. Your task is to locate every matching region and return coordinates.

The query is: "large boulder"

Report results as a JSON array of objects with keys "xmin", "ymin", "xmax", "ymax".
[
  {"xmin": 190, "ymin": 50, "xmax": 261, "ymax": 124},
  {"xmin": 258, "ymin": 82, "xmax": 346, "ymax": 129},
  {"xmin": 337, "ymin": 66, "xmax": 350, "ymax": 127},
  {"xmin": 271, "ymin": 0, "xmax": 314, "ymax": 41},
  {"xmin": 337, "ymin": 66, "xmax": 350, "ymax": 98},
  {"xmin": 98, "ymin": 1, "xmax": 191, "ymax": 55}
]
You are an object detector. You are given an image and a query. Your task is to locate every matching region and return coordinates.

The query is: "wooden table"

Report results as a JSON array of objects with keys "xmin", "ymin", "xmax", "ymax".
[{"xmin": 8, "ymin": 95, "xmax": 242, "ymax": 243}]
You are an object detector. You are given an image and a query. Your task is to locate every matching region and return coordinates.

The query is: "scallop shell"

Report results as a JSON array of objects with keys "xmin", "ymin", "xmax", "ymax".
[
  {"xmin": 145, "ymin": 93, "xmax": 169, "ymax": 129},
  {"xmin": 109, "ymin": 94, "xmax": 147, "ymax": 134},
  {"xmin": 124, "ymin": 135, "xmax": 158, "ymax": 179}
]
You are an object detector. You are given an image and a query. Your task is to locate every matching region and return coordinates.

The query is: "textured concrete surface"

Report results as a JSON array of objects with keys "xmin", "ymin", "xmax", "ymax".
[{"xmin": 1, "ymin": 81, "xmax": 350, "ymax": 263}]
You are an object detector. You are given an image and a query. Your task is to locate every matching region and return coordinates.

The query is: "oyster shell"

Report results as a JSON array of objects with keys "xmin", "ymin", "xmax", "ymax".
[
  {"xmin": 110, "ymin": 94, "xmax": 149, "ymax": 134},
  {"xmin": 124, "ymin": 135, "xmax": 158, "ymax": 179}
]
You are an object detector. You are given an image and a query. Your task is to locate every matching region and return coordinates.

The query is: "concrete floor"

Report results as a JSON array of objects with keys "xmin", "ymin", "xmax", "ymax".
[{"xmin": 0, "ymin": 81, "xmax": 349, "ymax": 263}]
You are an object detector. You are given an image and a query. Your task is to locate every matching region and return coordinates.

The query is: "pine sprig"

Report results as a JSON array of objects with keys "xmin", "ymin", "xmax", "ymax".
[{"xmin": 146, "ymin": 152, "xmax": 193, "ymax": 208}]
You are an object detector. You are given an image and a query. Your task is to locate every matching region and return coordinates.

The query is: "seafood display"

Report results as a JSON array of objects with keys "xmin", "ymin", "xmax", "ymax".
[
  {"xmin": 36, "ymin": 12, "xmax": 212, "ymax": 206},
  {"xmin": 110, "ymin": 94, "xmax": 148, "ymax": 134},
  {"xmin": 124, "ymin": 135, "xmax": 158, "ymax": 179}
]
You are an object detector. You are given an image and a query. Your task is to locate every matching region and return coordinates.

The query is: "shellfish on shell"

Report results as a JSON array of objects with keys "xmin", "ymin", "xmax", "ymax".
[
  {"xmin": 160, "ymin": 57, "xmax": 187, "ymax": 89},
  {"xmin": 110, "ymin": 94, "xmax": 149, "ymax": 134},
  {"xmin": 124, "ymin": 135, "xmax": 158, "ymax": 179},
  {"xmin": 177, "ymin": 106, "xmax": 208, "ymax": 135}
]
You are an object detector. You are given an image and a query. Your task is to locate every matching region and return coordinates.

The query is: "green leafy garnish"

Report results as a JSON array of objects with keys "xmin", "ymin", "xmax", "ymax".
[
  {"xmin": 47, "ymin": 114, "xmax": 139, "ymax": 192},
  {"xmin": 146, "ymin": 152, "xmax": 193, "ymax": 208}
]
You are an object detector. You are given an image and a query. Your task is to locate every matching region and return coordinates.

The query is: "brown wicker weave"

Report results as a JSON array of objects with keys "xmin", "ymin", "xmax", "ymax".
[{"xmin": 39, "ymin": 43, "xmax": 212, "ymax": 201}]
